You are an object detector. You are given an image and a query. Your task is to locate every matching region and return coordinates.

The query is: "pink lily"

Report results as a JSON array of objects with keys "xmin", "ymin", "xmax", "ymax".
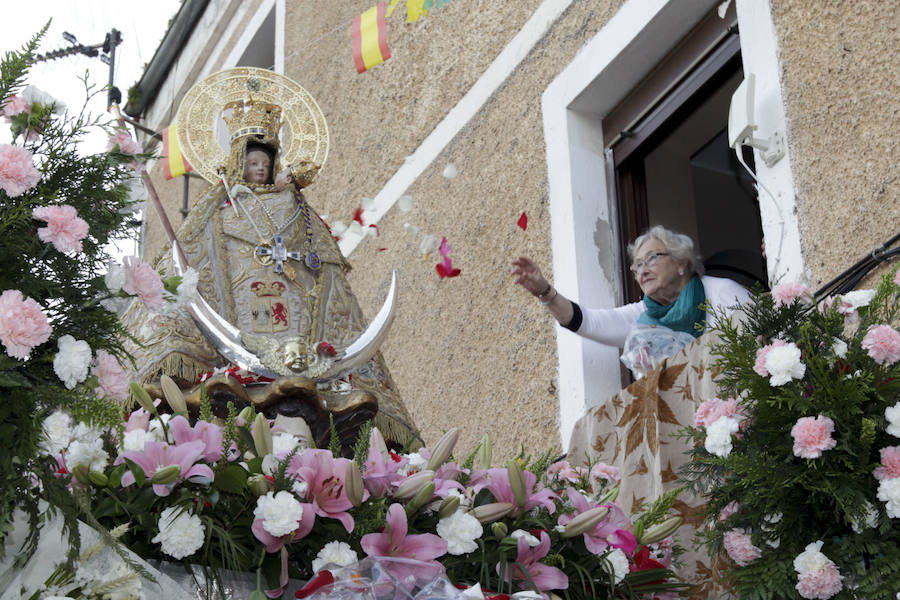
[
  {"xmin": 115, "ymin": 439, "xmax": 214, "ymax": 496},
  {"xmin": 361, "ymin": 503, "xmax": 447, "ymax": 563},
  {"xmin": 362, "ymin": 441, "xmax": 406, "ymax": 498},
  {"xmin": 432, "ymin": 462, "xmax": 466, "ymax": 498},
  {"xmin": 168, "ymin": 415, "xmax": 224, "ymax": 462},
  {"xmin": 288, "ymin": 449, "xmax": 359, "ymax": 532},
  {"xmin": 557, "ymin": 487, "xmax": 632, "ymax": 554},
  {"xmin": 497, "ymin": 530, "xmax": 568, "ymax": 597},
  {"xmin": 125, "ymin": 407, "xmax": 151, "ymax": 432},
  {"xmin": 479, "ymin": 468, "xmax": 558, "ymax": 516}
]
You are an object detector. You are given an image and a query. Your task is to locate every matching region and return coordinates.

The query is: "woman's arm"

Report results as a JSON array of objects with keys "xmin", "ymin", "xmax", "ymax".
[{"xmin": 511, "ymin": 256, "xmax": 574, "ymax": 326}]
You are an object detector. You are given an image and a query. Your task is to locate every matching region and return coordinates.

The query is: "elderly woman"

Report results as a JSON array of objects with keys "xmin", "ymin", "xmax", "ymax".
[{"xmin": 512, "ymin": 225, "xmax": 750, "ymax": 376}]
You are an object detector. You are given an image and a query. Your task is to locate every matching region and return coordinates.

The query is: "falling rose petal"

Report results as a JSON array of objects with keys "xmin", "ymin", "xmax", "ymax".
[
  {"xmin": 331, "ymin": 221, "xmax": 348, "ymax": 237},
  {"xmin": 517, "ymin": 212, "xmax": 528, "ymax": 231},
  {"xmin": 361, "ymin": 197, "xmax": 376, "ymax": 211},
  {"xmin": 435, "ymin": 237, "xmax": 461, "ymax": 278},
  {"xmin": 397, "ymin": 195, "xmax": 413, "ymax": 212},
  {"xmin": 442, "ymin": 163, "xmax": 458, "ymax": 179},
  {"xmin": 420, "ymin": 234, "xmax": 440, "ymax": 255},
  {"xmin": 347, "ymin": 221, "xmax": 364, "ymax": 236},
  {"xmin": 436, "ymin": 263, "xmax": 461, "ymax": 279},
  {"xmin": 352, "ymin": 207, "xmax": 364, "ymax": 225},
  {"xmin": 404, "ymin": 155, "xmax": 415, "ymax": 164},
  {"xmin": 377, "ymin": 247, "xmax": 388, "ymax": 252},
  {"xmin": 404, "ymin": 223, "xmax": 420, "ymax": 235},
  {"xmin": 366, "ymin": 224, "xmax": 379, "ymax": 237}
]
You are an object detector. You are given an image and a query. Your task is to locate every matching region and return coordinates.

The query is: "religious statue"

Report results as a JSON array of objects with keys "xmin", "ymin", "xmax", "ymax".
[{"xmin": 123, "ymin": 68, "xmax": 419, "ymax": 451}]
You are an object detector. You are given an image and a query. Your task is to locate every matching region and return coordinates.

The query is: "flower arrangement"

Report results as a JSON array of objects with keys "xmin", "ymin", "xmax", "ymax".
[
  {"xmin": 33, "ymin": 381, "xmax": 689, "ymax": 599},
  {"xmin": 680, "ymin": 269, "xmax": 900, "ymax": 599}
]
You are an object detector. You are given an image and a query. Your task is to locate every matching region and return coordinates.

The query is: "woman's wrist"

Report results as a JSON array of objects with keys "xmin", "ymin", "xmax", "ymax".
[
  {"xmin": 539, "ymin": 287, "xmax": 558, "ymax": 305},
  {"xmin": 536, "ymin": 282, "xmax": 552, "ymax": 298}
]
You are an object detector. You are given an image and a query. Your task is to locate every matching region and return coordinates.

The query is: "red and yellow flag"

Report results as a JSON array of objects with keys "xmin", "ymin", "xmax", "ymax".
[
  {"xmin": 162, "ymin": 124, "xmax": 192, "ymax": 180},
  {"xmin": 352, "ymin": 2, "xmax": 391, "ymax": 74}
]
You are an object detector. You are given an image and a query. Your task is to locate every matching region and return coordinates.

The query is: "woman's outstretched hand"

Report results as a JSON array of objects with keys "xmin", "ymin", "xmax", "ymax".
[{"xmin": 511, "ymin": 256, "xmax": 550, "ymax": 296}]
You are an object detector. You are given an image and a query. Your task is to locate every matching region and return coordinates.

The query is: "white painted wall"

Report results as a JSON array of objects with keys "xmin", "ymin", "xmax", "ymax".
[{"xmin": 542, "ymin": 0, "xmax": 803, "ymax": 450}]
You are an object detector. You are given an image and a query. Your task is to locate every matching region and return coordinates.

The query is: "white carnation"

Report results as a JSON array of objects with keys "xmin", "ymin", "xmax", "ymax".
[
  {"xmin": 273, "ymin": 432, "xmax": 302, "ymax": 455},
  {"xmin": 254, "ymin": 491, "xmax": 304, "ymax": 537},
  {"xmin": 66, "ymin": 438, "xmax": 109, "ymax": 472},
  {"xmin": 764, "ymin": 343, "xmax": 806, "ymax": 386},
  {"xmin": 605, "ymin": 548, "xmax": 630, "ymax": 584},
  {"xmin": 839, "ymin": 289, "xmax": 876, "ymax": 311},
  {"xmin": 705, "ymin": 416, "xmax": 740, "ymax": 457},
  {"xmin": 877, "ymin": 477, "xmax": 900, "ymax": 518},
  {"xmin": 122, "ymin": 428, "xmax": 154, "ymax": 452},
  {"xmin": 404, "ymin": 451, "xmax": 427, "ymax": 472},
  {"xmin": 105, "ymin": 261, "xmax": 127, "ymax": 293},
  {"xmin": 311, "ymin": 540, "xmax": 359, "ymax": 573},
  {"xmin": 53, "ymin": 335, "xmax": 92, "ymax": 389},
  {"xmin": 510, "ymin": 529, "xmax": 540, "ymax": 547},
  {"xmin": 149, "ymin": 414, "xmax": 173, "ymax": 442},
  {"xmin": 831, "ymin": 337, "xmax": 848, "ymax": 359},
  {"xmin": 151, "ymin": 507, "xmax": 205, "ymax": 560},
  {"xmin": 40, "ymin": 410, "xmax": 73, "ymax": 456},
  {"xmin": 793, "ymin": 540, "xmax": 831, "ymax": 575},
  {"xmin": 437, "ymin": 509, "xmax": 483, "ymax": 555},
  {"xmin": 886, "ymin": 402, "xmax": 900, "ymax": 438},
  {"xmin": 292, "ymin": 480, "xmax": 310, "ymax": 499}
]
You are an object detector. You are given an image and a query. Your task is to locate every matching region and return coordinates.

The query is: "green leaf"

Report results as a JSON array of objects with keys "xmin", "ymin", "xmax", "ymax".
[
  {"xmin": 106, "ymin": 464, "xmax": 126, "ymax": 488},
  {"xmin": 123, "ymin": 458, "xmax": 146, "ymax": 487},
  {"xmin": 214, "ymin": 463, "xmax": 249, "ymax": 494},
  {"xmin": 0, "ymin": 370, "xmax": 31, "ymax": 388}
]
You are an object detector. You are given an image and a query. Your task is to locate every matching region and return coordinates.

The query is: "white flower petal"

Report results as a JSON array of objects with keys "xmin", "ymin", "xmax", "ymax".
[
  {"xmin": 397, "ymin": 195, "xmax": 413, "ymax": 212},
  {"xmin": 442, "ymin": 163, "xmax": 458, "ymax": 179}
]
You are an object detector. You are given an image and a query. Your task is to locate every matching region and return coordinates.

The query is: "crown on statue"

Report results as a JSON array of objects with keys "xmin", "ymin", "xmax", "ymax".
[{"xmin": 222, "ymin": 98, "xmax": 283, "ymax": 148}]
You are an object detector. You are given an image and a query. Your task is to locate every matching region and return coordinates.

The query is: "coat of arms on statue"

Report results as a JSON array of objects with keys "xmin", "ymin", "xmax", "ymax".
[
  {"xmin": 121, "ymin": 67, "xmax": 420, "ymax": 453},
  {"xmin": 250, "ymin": 280, "xmax": 289, "ymax": 332}
]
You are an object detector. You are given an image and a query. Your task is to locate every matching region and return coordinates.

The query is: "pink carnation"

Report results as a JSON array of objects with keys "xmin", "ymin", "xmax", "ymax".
[
  {"xmin": 91, "ymin": 349, "xmax": 129, "ymax": 401},
  {"xmin": 32, "ymin": 205, "xmax": 90, "ymax": 253},
  {"xmin": 723, "ymin": 528, "xmax": 762, "ymax": 566},
  {"xmin": 695, "ymin": 397, "xmax": 746, "ymax": 428},
  {"xmin": 0, "ymin": 144, "xmax": 41, "ymax": 197},
  {"xmin": 718, "ymin": 501, "xmax": 740, "ymax": 521},
  {"xmin": 108, "ymin": 131, "xmax": 142, "ymax": 155},
  {"xmin": 791, "ymin": 416, "xmax": 837, "ymax": 459},
  {"xmin": 772, "ymin": 282, "xmax": 812, "ymax": 307},
  {"xmin": 0, "ymin": 290, "xmax": 52, "ymax": 359},
  {"xmin": 754, "ymin": 339, "xmax": 788, "ymax": 377},
  {"xmin": 3, "ymin": 95, "xmax": 29, "ymax": 119},
  {"xmin": 547, "ymin": 460, "xmax": 581, "ymax": 483},
  {"xmin": 873, "ymin": 446, "xmax": 900, "ymax": 481},
  {"xmin": 590, "ymin": 462, "xmax": 621, "ymax": 484},
  {"xmin": 861, "ymin": 325, "xmax": 900, "ymax": 366},
  {"xmin": 795, "ymin": 564, "xmax": 843, "ymax": 599},
  {"xmin": 122, "ymin": 256, "xmax": 164, "ymax": 311}
]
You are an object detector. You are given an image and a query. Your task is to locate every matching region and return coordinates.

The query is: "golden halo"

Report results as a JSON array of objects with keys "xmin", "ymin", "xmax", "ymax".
[{"xmin": 175, "ymin": 67, "xmax": 329, "ymax": 184}]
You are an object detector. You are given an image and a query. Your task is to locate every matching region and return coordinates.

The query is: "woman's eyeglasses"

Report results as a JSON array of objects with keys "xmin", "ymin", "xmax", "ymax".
[{"xmin": 630, "ymin": 252, "xmax": 669, "ymax": 274}]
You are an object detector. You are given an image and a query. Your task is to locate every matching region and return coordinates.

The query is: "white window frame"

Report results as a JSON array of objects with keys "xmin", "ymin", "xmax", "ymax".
[{"xmin": 541, "ymin": 0, "xmax": 803, "ymax": 450}]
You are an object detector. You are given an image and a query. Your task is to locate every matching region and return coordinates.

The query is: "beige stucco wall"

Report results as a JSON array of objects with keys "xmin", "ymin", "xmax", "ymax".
[{"xmin": 770, "ymin": 0, "xmax": 899, "ymax": 289}]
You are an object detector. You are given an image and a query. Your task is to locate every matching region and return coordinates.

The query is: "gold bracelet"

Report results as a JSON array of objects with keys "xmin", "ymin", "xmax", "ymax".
[{"xmin": 539, "ymin": 287, "xmax": 558, "ymax": 305}]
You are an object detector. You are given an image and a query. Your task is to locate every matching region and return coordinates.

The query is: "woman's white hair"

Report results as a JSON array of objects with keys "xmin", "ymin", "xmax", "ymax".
[{"xmin": 628, "ymin": 225, "xmax": 704, "ymax": 275}]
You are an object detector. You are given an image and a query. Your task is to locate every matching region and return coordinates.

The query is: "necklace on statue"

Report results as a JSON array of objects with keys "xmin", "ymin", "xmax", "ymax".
[{"xmin": 229, "ymin": 185, "xmax": 320, "ymax": 275}]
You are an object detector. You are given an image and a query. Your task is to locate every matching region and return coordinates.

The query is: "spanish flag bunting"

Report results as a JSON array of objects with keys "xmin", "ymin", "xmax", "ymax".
[
  {"xmin": 406, "ymin": 0, "xmax": 427, "ymax": 22},
  {"xmin": 161, "ymin": 124, "xmax": 193, "ymax": 180},
  {"xmin": 352, "ymin": 3, "xmax": 391, "ymax": 74}
]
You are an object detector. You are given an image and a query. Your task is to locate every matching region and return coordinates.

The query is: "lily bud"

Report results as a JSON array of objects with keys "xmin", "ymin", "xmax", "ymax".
[
  {"xmin": 598, "ymin": 486, "xmax": 620, "ymax": 504},
  {"xmin": 506, "ymin": 459, "xmax": 527, "ymax": 509},
  {"xmin": 491, "ymin": 521, "xmax": 508, "ymax": 537},
  {"xmin": 252, "ymin": 413, "xmax": 273, "ymax": 457},
  {"xmin": 71, "ymin": 465, "xmax": 90, "ymax": 485},
  {"xmin": 369, "ymin": 427, "xmax": 389, "ymax": 460},
  {"xmin": 476, "ymin": 434, "xmax": 492, "ymax": 469},
  {"xmin": 238, "ymin": 406, "xmax": 255, "ymax": 424},
  {"xmin": 438, "ymin": 495, "xmax": 461, "ymax": 519},
  {"xmin": 633, "ymin": 520, "xmax": 645, "ymax": 543},
  {"xmin": 88, "ymin": 470, "xmax": 108, "ymax": 487},
  {"xmin": 404, "ymin": 481, "xmax": 436, "ymax": 517},
  {"xmin": 129, "ymin": 382, "xmax": 157, "ymax": 416},
  {"xmin": 160, "ymin": 375, "xmax": 188, "ymax": 415},
  {"xmin": 639, "ymin": 516, "xmax": 683, "ymax": 545},
  {"xmin": 471, "ymin": 502, "xmax": 515, "ymax": 523},
  {"xmin": 393, "ymin": 470, "xmax": 434, "ymax": 500},
  {"xmin": 426, "ymin": 428, "xmax": 459, "ymax": 471},
  {"xmin": 560, "ymin": 506, "xmax": 609, "ymax": 538},
  {"xmin": 150, "ymin": 464, "xmax": 181, "ymax": 485},
  {"xmin": 247, "ymin": 474, "xmax": 272, "ymax": 496},
  {"xmin": 345, "ymin": 460, "xmax": 365, "ymax": 507}
]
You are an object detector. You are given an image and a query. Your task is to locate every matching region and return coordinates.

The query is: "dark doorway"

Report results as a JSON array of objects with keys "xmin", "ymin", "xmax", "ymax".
[{"xmin": 606, "ymin": 10, "xmax": 767, "ymax": 303}]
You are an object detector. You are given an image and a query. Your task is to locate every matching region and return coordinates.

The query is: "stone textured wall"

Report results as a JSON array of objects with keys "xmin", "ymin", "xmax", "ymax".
[
  {"xmin": 770, "ymin": 0, "xmax": 899, "ymax": 288},
  {"xmin": 280, "ymin": 0, "xmax": 622, "ymax": 459}
]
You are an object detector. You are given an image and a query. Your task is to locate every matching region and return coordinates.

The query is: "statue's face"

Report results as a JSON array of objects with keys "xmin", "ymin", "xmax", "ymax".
[{"xmin": 244, "ymin": 149, "xmax": 273, "ymax": 184}]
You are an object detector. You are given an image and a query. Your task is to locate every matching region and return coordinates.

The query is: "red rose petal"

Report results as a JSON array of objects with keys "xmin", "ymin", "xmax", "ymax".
[{"xmin": 517, "ymin": 211, "xmax": 527, "ymax": 230}]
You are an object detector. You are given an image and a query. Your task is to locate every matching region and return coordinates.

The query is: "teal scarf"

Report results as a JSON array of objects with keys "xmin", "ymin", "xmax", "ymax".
[{"xmin": 636, "ymin": 274, "xmax": 707, "ymax": 338}]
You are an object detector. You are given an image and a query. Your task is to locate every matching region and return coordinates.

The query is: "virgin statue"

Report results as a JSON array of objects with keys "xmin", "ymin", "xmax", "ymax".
[{"xmin": 123, "ymin": 68, "xmax": 419, "ymax": 451}]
